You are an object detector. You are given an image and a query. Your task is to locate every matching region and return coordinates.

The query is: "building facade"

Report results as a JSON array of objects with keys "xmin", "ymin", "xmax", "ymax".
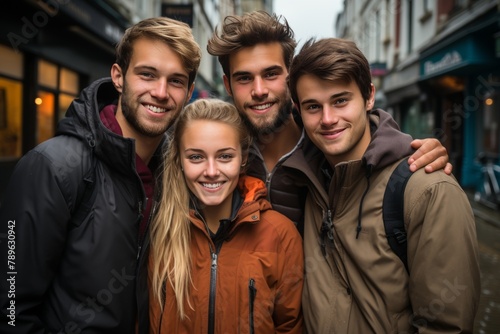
[
  {"xmin": 0, "ymin": 0, "xmax": 271, "ymax": 198},
  {"xmin": 0, "ymin": 0, "xmax": 136, "ymax": 193},
  {"xmin": 337, "ymin": 0, "xmax": 500, "ymax": 188}
]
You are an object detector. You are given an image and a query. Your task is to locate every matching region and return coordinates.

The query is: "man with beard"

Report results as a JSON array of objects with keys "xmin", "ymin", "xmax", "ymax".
[
  {"xmin": 0, "ymin": 17, "xmax": 201, "ymax": 333},
  {"xmin": 207, "ymin": 11, "xmax": 451, "ymax": 233}
]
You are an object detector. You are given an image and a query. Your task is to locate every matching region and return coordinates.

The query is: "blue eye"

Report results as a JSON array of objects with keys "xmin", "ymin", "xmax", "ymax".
[{"xmin": 188, "ymin": 154, "xmax": 203, "ymax": 161}]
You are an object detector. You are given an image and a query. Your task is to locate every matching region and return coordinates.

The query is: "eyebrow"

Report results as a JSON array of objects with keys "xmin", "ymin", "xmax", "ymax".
[
  {"xmin": 133, "ymin": 65, "xmax": 158, "ymax": 73},
  {"xmin": 231, "ymin": 65, "xmax": 283, "ymax": 78},
  {"xmin": 184, "ymin": 147, "xmax": 237, "ymax": 153},
  {"xmin": 134, "ymin": 65, "xmax": 189, "ymax": 80},
  {"xmin": 301, "ymin": 91, "xmax": 353, "ymax": 106}
]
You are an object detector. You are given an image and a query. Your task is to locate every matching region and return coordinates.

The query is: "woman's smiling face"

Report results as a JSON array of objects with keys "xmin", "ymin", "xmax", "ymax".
[{"xmin": 180, "ymin": 119, "xmax": 243, "ymax": 208}]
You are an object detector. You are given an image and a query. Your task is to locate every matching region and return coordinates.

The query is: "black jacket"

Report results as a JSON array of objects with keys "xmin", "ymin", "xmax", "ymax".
[
  {"xmin": 246, "ymin": 109, "xmax": 312, "ymax": 235},
  {"xmin": 0, "ymin": 78, "xmax": 154, "ymax": 333}
]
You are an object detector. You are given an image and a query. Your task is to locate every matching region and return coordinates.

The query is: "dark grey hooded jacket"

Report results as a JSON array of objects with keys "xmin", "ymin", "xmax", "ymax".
[{"xmin": 0, "ymin": 78, "xmax": 155, "ymax": 333}]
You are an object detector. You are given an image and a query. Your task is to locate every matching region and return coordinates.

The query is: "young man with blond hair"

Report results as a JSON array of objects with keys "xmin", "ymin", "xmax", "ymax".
[{"xmin": 0, "ymin": 17, "xmax": 201, "ymax": 333}]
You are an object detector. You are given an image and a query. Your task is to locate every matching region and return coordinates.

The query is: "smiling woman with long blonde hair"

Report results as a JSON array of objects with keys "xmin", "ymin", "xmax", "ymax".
[{"xmin": 148, "ymin": 98, "xmax": 304, "ymax": 333}]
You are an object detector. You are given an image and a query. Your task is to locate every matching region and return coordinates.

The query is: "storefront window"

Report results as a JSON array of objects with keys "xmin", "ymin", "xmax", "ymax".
[
  {"xmin": 38, "ymin": 60, "xmax": 58, "ymax": 89},
  {"xmin": 0, "ymin": 77, "xmax": 23, "ymax": 159},
  {"xmin": 483, "ymin": 92, "xmax": 500, "ymax": 154},
  {"xmin": 0, "ymin": 45, "xmax": 23, "ymax": 79},
  {"xmin": 36, "ymin": 90, "xmax": 55, "ymax": 145},
  {"xmin": 37, "ymin": 61, "xmax": 80, "ymax": 143},
  {"xmin": 59, "ymin": 93, "xmax": 75, "ymax": 120},
  {"xmin": 402, "ymin": 100, "xmax": 435, "ymax": 139},
  {"xmin": 0, "ymin": 45, "xmax": 23, "ymax": 159},
  {"xmin": 59, "ymin": 68, "xmax": 79, "ymax": 95}
]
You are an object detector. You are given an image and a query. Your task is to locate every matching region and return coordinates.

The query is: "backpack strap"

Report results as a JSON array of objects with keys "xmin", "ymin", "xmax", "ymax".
[{"xmin": 383, "ymin": 159, "xmax": 413, "ymax": 273}]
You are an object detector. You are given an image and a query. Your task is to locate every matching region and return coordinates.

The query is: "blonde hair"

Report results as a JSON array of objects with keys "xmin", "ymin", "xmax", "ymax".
[{"xmin": 150, "ymin": 98, "xmax": 252, "ymax": 319}]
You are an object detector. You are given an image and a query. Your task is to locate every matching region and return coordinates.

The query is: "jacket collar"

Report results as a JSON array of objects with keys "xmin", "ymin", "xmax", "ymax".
[{"xmin": 57, "ymin": 78, "xmax": 165, "ymax": 177}]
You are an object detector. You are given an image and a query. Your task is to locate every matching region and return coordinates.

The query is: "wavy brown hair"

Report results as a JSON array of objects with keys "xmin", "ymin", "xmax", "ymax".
[
  {"xmin": 288, "ymin": 38, "xmax": 373, "ymax": 107},
  {"xmin": 207, "ymin": 10, "xmax": 296, "ymax": 83}
]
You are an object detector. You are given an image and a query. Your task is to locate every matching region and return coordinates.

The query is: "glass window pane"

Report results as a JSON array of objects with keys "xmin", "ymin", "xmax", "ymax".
[
  {"xmin": 0, "ymin": 45, "xmax": 23, "ymax": 79},
  {"xmin": 59, "ymin": 93, "xmax": 76, "ymax": 121},
  {"xmin": 483, "ymin": 92, "xmax": 500, "ymax": 153},
  {"xmin": 36, "ymin": 90, "xmax": 55, "ymax": 144},
  {"xmin": 59, "ymin": 68, "xmax": 79, "ymax": 95},
  {"xmin": 38, "ymin": 60, "xmax": 58, "ymax": 89},
  {"xmin": 0, "ymin": 77, "xmax": 23, "ymax": 158}
]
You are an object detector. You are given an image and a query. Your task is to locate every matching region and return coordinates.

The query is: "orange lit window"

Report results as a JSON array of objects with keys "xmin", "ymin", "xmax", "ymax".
[{"xmin": 36, "ymin": 91, "xmax": 55, "ymax": 145}]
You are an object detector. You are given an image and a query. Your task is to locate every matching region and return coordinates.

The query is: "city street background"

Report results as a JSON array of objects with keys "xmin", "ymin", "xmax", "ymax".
[{"xmin": 467, "ymin": 190, "xmax": 500, "ymax": 334}]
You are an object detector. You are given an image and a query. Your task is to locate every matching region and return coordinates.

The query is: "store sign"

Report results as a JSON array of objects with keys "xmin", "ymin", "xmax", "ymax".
[
  {"xmin": 161, "ymin": 4, "xmax": 194, "ymax": 27},
  {"xmin": 422, "ymin": 51, "xmax": 463, "ymax": 77},
  {"xmin": 370, "ymin": 62, "xmax": 387, "ymax": 77},
  {"xmin": 419, "ymin": 36, "xmax": 486, "ymax": 80},
  {"xmin": 59, "ymin": 0, "xmax": 124, "ymax": 44}
]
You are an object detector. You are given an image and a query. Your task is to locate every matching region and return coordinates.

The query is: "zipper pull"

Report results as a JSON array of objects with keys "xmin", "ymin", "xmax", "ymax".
[
  {"xmin": 137, "ymin": 245, "xmax": 141, "ymax": 260},
  {"xmin": 211, "ymin": 252, "xmax": 218, "ymax": 269}
]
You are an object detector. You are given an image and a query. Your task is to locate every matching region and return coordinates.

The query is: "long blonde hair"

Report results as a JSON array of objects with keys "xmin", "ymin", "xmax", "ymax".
[{"xmin": 150, "ymin": 98, "xmax": 252, "ymax": 319}]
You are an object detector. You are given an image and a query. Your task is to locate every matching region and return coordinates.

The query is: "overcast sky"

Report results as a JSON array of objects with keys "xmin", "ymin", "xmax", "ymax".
[{"xmin": 272, "ymin": 0, "xmax": 344, "ymax": 48}]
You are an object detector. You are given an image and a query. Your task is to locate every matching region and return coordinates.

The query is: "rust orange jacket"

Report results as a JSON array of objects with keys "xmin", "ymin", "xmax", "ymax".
[{"xmin": 149, "ymin": 175, "xmax": 304, "ymax": 333}]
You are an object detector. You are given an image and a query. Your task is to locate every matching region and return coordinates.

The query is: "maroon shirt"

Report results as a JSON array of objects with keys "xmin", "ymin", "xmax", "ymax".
[{"xmin": 100, "ymin": 104, "xmax": 154, "ymax": 240}]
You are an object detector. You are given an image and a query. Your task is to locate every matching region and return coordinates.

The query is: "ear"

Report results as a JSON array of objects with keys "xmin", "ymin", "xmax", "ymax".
[
  {"xmin": 366, "ymin": 83, "xmax": 376, "ymax": 111},
  {"xmin": 223, "ymin": 75, "xmax": 233, "ymax": 96},
  {"xmin": 187, "ymin": 82, "xmax": 195, "ymax": 101},
  {"xmin": 111, "ymin": 63, "xmax": 124, "ymax": 93},
  {"xmin": 239, "ymin": 155, "xmax": 248, "ymax": 174},
  {"xmin": 293, "ymin": 102, "xmax": 301, "ymax": 114}
]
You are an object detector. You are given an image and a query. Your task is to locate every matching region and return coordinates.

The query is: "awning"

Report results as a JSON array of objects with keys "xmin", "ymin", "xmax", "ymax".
[{"xmin": 419, "ymin": 36, "xmax": 492, "ymax": 80}]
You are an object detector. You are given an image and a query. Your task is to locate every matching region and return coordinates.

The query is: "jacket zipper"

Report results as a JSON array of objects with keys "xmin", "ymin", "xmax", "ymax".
[
  {"xmin": 136, "ymin": 200, "xmax": 144, "ymax": 260},
  {"xmin": 249, "ymin": 278, "xmax": 257, "ymax": 334},
  {"xmin": 136, "ymin": 200, "xmax": 157, "ymax": 260},
  {"xmin": 208, "ymin": 243, "xmax": 222, "ymax": 334}
]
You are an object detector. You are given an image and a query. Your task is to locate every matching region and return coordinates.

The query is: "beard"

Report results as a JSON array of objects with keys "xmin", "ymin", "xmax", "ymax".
[
  {"xmin": 240, "ymin": 99, "xmax": 293, "ymax": 140},
  {"xmin": 120, "ymin": 81, "xmax": 175, "ymax": 138}
]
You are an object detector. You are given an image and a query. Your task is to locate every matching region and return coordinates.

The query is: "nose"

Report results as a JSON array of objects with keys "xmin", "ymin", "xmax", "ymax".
[
  {"xmin": 204, "ymin": 159, "xmax": 220, "ymax": 177},
  {"xmin": 151, "ymin": 80, "xmax": 169, "ymax": 100},
  {"xmin": 251, "ymin": 77, "xmax": 268, "ymax": 97},
  {"xmin": 320, "ymin": 106, "xmax": 339, "ymax": 127}
]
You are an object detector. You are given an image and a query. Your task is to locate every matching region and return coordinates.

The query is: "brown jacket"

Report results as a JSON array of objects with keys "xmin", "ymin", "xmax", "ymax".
[
  {"xmin": 149, "ymin": 176, "xmax": 304, "ymax": 333},
  {"xmin": 302, "ymin": 110, "xmax": 480, "ymax": 333}
]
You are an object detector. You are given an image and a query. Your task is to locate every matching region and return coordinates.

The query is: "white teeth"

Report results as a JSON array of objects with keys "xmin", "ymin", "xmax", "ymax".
[
  {"xmin": 146, "ymin": 105, "xmax": 166, "ymax": 113},
  {"xmin": 252, "ymin": 103, "xmax": 272, "ymax": 110},
  {"xmin": 202, "ymin": 183, "xmax": 222, "ymax": 189}
]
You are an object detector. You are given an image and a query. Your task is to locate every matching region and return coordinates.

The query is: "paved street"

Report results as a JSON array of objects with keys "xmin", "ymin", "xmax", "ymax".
[
  {"xmin": 467, "ymin": 191, "xmax": 500, "ymax": 334},
  {"xmin": 474, "ymin": 215, "xmax": 500, "ymax": 333}
]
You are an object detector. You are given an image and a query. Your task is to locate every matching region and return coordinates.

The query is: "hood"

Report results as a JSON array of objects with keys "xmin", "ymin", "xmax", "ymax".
[
  {"xmin": 55, "ymin": 78, "xmax": 157, "ymax": 177},
  {"xmin": 238, "ymin": 175, "xmax": 269, "ymax": 205},
  {"xmin": 355, "ymin": 109, "xmax": 415, "ymax": 239},
  {"xmin": 303, "ymin": 109, "xmax": 415, "ymax": 200},
  {"xmin": 363, "ymin": 109, "xmax": 415, "ymax": 170},
  {"xmin": 57, "ymin": 78, "xmax": 118, "ymax": 143}
]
